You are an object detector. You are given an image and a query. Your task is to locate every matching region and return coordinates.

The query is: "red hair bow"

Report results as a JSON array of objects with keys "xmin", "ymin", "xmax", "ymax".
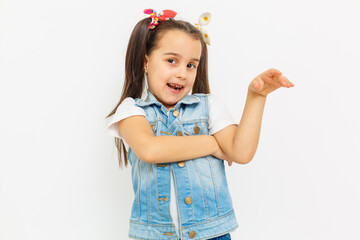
[{"xmin": 143, "ymin": 9, "xmax": 177, "ymax": 29}]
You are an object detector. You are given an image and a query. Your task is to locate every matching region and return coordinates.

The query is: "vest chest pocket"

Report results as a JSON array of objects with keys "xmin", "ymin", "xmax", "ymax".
[{"xmin": 183, "ymin": 121, "xmax": 207, "ymax": 136}]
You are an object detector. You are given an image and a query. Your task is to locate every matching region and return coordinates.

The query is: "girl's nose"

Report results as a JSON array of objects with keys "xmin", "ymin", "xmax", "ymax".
[{"xmin": 176, "ymin": 66, "xmax": 187, "ymax": 79}]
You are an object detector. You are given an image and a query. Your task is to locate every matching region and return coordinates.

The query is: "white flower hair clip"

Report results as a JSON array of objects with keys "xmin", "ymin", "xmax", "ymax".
[{"xmin": 194, "ymin": 12, "xmax": 211, "ymax": 45}]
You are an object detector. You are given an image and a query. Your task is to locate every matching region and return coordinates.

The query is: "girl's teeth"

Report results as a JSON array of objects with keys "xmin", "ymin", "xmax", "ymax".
[{"xmin": 168, "ymin": 83, "xmax": 182, "ymax": 90}]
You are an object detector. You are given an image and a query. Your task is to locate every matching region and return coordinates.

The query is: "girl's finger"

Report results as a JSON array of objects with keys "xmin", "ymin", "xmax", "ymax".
[
  {"xmin": 268, "ymin": 68, "xmax": 282, "ymax": 76},
  {"xmin": 280, "ymin": 76, "xmax": 294, "ymax": 87},
  {"xmin": 282, "ymin": 76, "xmax": 290, "ymax": 82}
]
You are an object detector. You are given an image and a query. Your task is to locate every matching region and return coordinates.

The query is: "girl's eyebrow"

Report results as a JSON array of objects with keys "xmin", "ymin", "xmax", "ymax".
[{"xmin": 163, "ymin": 52, "xmax": 200, "ymax": 62}]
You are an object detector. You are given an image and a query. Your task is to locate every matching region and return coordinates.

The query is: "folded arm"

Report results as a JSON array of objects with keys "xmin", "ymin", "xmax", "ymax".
[{"xmin": 118, "ymin": 115, "xmax": 220, "ymax": 163}]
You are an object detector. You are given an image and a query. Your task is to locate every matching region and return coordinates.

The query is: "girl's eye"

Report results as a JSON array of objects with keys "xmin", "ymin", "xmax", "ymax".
[
  {"xmin": 187, "ymin": 63, "xmax": 196, "ymax": 69},
  {"xmin": 167, "ymin": 59, "xmax": 196, "ymax": 69}
]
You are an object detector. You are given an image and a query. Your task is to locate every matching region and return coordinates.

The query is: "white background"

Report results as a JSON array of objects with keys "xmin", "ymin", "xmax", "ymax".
[{"xmin": 1, "ymin": 0, "xmax": 360, "ymax": 239}]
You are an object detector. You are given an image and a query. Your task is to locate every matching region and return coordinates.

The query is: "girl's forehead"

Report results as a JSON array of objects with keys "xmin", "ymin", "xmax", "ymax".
[{"xmin": 155, "ymin": 30, "xmax": 202, "ymax": 57}]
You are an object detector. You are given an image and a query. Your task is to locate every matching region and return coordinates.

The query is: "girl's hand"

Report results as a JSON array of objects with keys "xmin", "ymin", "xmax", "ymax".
[
  {"xmin": 249, "ymin": 68, "xmax": 294, "ymax": 97},
  {"xmin": 212, "ymin": 145, "xmax": 233, "ymax": 167}
]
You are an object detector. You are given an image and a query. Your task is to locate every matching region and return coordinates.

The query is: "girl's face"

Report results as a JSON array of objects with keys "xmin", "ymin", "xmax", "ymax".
[{"xmin": 144, "ymin": 30, "xmax": 202, "ymax": 110}]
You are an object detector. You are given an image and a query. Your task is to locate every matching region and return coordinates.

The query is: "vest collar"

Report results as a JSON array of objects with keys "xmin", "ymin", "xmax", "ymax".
[{"xmin": 136, "ymin": 89, "xmax": 200, "ymax": 108}]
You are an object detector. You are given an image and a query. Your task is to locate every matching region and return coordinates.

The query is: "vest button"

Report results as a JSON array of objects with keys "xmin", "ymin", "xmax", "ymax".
[
  {"xmin": 185, "ymin": 197, "xmax": 192, "ymax": 205},
  {"xmin": 173, "ymin": 110, "xmax": 180, "ymax": 117},
  {"xmin": 188, "ymin": 230, "xmax": 196, "ymax": 238},
  {"xmin": 177, "ymin": 161, "xmax": 185, "ymax": 167},
  {"xmin": 194, "ymin": 124, "xmax": 200, "ymax": 134},
  {"xmin": 176, "ymin": 131, "xmax": 183, "ymax": 136}
]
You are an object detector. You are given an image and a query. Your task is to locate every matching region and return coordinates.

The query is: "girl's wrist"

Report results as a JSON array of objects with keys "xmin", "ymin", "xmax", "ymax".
[
  {"xmin": 210, "ymin": 135, "xmax": 220, "ymax": 154},
  {"xmin": 248, "ymin": 86, "xmax": 267, "ymax": 98}
]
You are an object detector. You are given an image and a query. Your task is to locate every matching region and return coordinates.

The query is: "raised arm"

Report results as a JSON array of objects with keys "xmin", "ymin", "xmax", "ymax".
[
  {"xmin": 118, "ymin": 115, "xmax": 221, "ymax": 163},
  {"xmin": 213, "ymin": 89, "xmax": 266, "ymax": 164},
  {"xmin": 213, "ymin": 69, "xmax": 294, "ymax": 164}
]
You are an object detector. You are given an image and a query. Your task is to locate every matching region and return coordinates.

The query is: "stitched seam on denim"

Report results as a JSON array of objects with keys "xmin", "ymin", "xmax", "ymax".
[
  {"xmin": 174, "ymin": 107, "xmax": 182, "ymax": 137},
  {"xmin": 155, "ymin": 163, "xmax": 161, "ymax": 222},
  {"xmin": 178, "ymin": 119, "xmax": 207, "ymax": 125},
  {"xmin": 127, "ymin": 234, "xmax": 148, "ymax": 240},
  {"xmin": 128, "ymin": 235, "xmax": 178, "ymax": 240},
  {"xmin": 189, "ymin": 94, "xmax": 200, "ymax": 101},
  {"xmin": 179, "ymin": 209, "xmax": 235, "ymax": 229},
  {"xmin": 168, "ymin": 166, "xmax": 174, "ymax": 237},
  {"xmin": 186, "ymin": 160, "xmax": 195, "ymax": 223},
  {"xmin": 136, "ymin": 159, "xmax": 140, "ymax": 220},
  {"xmin": 179, "ymin": 120, "xmax": 185, "ymax": 136},
  {"xmin": 147, "ymin": 163, "xmax": 150, "ymax": 222},
  {"xmin": 165, "ymin": 108, "xmax": 169, "ymax": 125},
  {"xmin": 129, "ymin": 232, "xmax": 178, "ymax": 240},
  {"xmin": 206, "ymin": 156, "xmax": 221, "ymax": 216},
  {"xmin": 130, "ymin": 219, "xmax": 174, "ymax": 226},
  {"xmin": 178, "ymin": 107, "xmax": 182, "ymax": 131},
  {"xmin": 171, "ymin": 122, "xmax": 193, "ymax": 134},
  {"xmin": 198, "ymin": 231, "xmax": 233, "ymax": 240},
  {"xmin": 157, "ymin": 117, "xmax": 166, "ymax": 126},
  {"xmin": 193, "ymin": 159, "xmax": 210, "ymax": 219}
]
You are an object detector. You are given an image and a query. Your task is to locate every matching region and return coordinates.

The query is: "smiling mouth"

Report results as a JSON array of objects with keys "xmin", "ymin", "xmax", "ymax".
[{"xmin": 167, "ymin": 83, "xmax": 183, "ymax": 91}]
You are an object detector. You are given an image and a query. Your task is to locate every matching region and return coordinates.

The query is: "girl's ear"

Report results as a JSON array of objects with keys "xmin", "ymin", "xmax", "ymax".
[{"xmin": 144, "ymin": 55, "xmax": 149, "ymax": 73}]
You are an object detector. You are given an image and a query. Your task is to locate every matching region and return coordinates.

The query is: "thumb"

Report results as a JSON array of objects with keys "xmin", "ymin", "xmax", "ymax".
[{"xmin": 227, "ymin": 159, "xmax": 233, "ymax": 167}]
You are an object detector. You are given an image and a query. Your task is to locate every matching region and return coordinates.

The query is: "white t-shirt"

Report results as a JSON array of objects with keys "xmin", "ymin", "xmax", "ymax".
[{"xmin": 106, "ymin": 94, "xmax": 237, "ymax": 237}]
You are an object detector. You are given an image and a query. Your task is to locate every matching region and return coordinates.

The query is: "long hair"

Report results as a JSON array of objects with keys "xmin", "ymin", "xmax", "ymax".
[{"xmin": 106, "ymin": 17, "xmax": 210, "ymax": 168}]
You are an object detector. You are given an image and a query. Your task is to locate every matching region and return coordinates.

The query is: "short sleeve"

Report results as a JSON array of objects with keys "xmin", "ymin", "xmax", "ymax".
[
  {"xmin": 106, "ymin": 97, "xmax": 146, "ymax": 140},
  {"xmin": 208, "ymin": 94, "xmax": 237, "ymax": 135}
]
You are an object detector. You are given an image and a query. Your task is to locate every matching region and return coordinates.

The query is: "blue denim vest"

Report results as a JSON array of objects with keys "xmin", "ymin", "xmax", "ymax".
[{"xmin": 127, "ymin": 90, "xmax": 238, "ymax": 240}]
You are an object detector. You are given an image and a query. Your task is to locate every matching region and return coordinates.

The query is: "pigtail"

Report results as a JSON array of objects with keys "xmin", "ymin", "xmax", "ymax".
[
  {"xmin": 107, "ymin": 18, "xmax": 151, "ymax": 168},
  {"xmin": 192, "ymin": 40, "xmax": 210, "ymax": 94}
]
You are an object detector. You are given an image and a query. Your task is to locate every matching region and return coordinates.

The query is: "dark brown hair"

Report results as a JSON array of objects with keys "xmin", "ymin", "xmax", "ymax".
[{"xmin": 106, "ymin": 17, "xmax": 210, "ymax": 168}]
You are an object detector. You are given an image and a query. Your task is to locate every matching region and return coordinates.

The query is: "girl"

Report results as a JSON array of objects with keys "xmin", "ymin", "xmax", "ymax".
[{"xmin": 106, "ymin": 9, "xmax": 294, "ymax": 240}]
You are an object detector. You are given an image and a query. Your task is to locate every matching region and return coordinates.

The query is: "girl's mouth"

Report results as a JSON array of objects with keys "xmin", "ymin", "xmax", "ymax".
[{"xmin": 167, "ymin": 83, "xmax": 184, "ymax": 94}]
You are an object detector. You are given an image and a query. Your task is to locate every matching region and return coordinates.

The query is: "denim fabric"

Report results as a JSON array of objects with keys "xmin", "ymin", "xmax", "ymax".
[
  {"xmin": 127, "ymin": 90, "xmax": 238, "ymax": 240},
  {"xmin": 179, "ymin": 233, "xmax": 231, "ymax": 240},
  {"xmin": 207, "ymin": 233, "xmax": 231, "ymax": 240}
]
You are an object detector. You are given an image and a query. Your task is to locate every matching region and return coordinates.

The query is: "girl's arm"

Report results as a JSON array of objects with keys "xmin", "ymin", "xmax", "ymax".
[
  {"xmin": 213, "ymin": 88, "xmax": 267, "ymax": 164},
  {"xmin": 118, "ymin": 115, "xmax": 222, "ymax": 163},
  {"xmin": 213, "ymin": 69, "xmax": 294, "ymax": 164}
]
